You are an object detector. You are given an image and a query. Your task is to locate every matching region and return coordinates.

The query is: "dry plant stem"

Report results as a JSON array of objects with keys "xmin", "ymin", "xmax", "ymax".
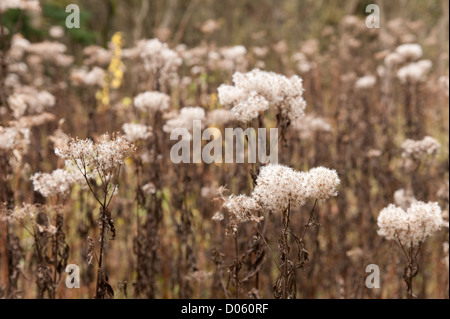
[
  {"xmin": 234, "ymin": 232, "xmax": 239, "ymax": 299},
  {"xmin": 396, "ymin": 235, "xmax": 421, "ymax": 299},
  {"xmin": 281, "ymin": 201, "xmax": 291, "ymax": 299},
  {"xmin": 301, "ymin": 200, "xmax": 319, "ymax": 242},
  {"xmin": 75, "ymin": 158, "xmax": 119, "ymax": 298}
]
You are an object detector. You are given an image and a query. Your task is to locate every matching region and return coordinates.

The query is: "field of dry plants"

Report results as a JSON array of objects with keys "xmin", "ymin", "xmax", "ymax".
[{"xmin": 0, "ymin": 0, "xmax": 449, "ymax": 300}]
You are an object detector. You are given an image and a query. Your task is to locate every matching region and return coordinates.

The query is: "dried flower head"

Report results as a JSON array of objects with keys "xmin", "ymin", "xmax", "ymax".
[
  {"xmin": 0, "ymin": 126, "xmax": 30, "ymax": 153},
  {"xmin": 291, "ymin": 115, "xmax": 332, "ymax": 138},
  {"xmin": 252, "ymin": 164, "xmax": 340, "ymax": 213},
  {"xmin": 377, "ymin": 202, "xmax": 443, "ymax": 248},
  {"xmin": 1, "ymin": 203, "xmax": 38, "ymax": 222},
  {"xmin": 218, "ymin": 69, "xmax": 307, "ymax": 123},
  {"xmin": 401, "ymin": 136, "xmax": 440, "ymax": 160},
  {"xmin": 8, "ymin": 87, "xmax": 56, "ymax": 118},
  {"xmin": 55, "ymin": 133, "xmax": 135, "ymax": 176},
  {"xmin": 222, "ymin": 195, "xmax": 263, "ymax": 235},
  {"xmin": 134, "ymin": 91, "xmax": 171, "ymax": 114},
  {"xmin": 397, "ymin": 60, "xmax": 432, "ymax": 84},
  {"xmin": 122, "ymin": 123, "xmax": 153, "ymax": 142},
  {"xmin": 395, "ymin": 43, "xmax": 423, "ymax": 61},
  {"xmin": 355, "ymin": 75, "xmax": 377, "ymax": 90},
  {"xmin": 231, "ymin": 91, "xmax": 269, "ymax": 123},
  {"xmin": 163, "ymin": 106, "xmax": 206, "ymax": 133},
  {"xmin": 206, "ymin": 109, "xmax": 236, "ymax": 126},
  {"xmin": 31, "ymin": 169, "xmax": 85, "ymax": 198}
]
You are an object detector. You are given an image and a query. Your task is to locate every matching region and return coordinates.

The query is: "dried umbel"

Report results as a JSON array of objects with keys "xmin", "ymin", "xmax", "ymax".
[
  {"xmin": 0, "ymin": 0, "xmax": 41, "ymax": 13},
  {"xmin": 83, "ymin": 45, "xmax": 112, "ymax": 66},
  {"xmin": 397, "ymin": 60, "xmax": 432, "ymax": 84},
  {"xmin": 291, "ymin": 115, "xmax": 332, "ymax": 139},
  {"xmin": 163, "ymin": 106, "xmax": 206, "ymax": 134},
  {"xmin": 71, "ymin": 67, "xmax": 105, "ymax": 87},
  {"xmin": 134, "ymin": 91, "xmax": 170, "ymax": 114},
  {"xmin": 0, "ymin": 126, "xmax": 30, "ymax": 153},
  {"xmin": 231, "ymin": 91, "xmax": 269, "ymax": 123},
  {"xmin": 221, "ymin": 195, "xmax": 264, "ymax": 237},
  {"xmin": 122, "ymin": 123, "xmax": 153, "ymax": 142},
  {"xmin": 401, "ymin": 136, "xmax": 441, "ymax": 160},
  {"xmin": 218, "ymin": 69, "xmax": 307, "ymax": 123},
  {"xmin": 206, "ymin": 109, "xmax": 236, "ymax": 126},
  {"xmin": 30, "ymin": 169, "xmax": 85, "ymax": 198},
  {"xmin": 1, "ymin": 203, "xmax": 38, "ymax": 223},
  {"xmin": 252, "ymin": 164, "xmax": 340, "ymax": 214},
  {"xmin": 55, "ymin": 133, "xmax": 135, "ymax": 176},
  {"xmin": 7, "ymin": 87, "xmax": 56, "ymax": 118},
  {"xmin": 292, "ymin": 52, "xmax": 315, "ymax": 73},
  {"xmin": 8, "ymin": 112, "xmax": 55, "ymax": 129},
  {"xmin": 395, "ymin": 44, "xmax": 423, "ymax": 61},
  {"xmin": 355, "ymin": 75, "xmax": 377, "ymax": 90},
  {"xmin": 134, "ymin": 38, "xmax": 182, "ymax": 90},
  {"xmin": 215, "ymin": 46, "xmax": 248, "ymax": 73},
  {"xmin": 377, "ymin": 202, "xmax": 443, "ymax": 248},
  {"xmin": 49, "ymin": 26, "xmax": 64, "ymax": 39}
]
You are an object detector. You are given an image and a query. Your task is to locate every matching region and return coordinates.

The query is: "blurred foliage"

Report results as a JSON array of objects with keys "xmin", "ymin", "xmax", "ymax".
[
  {"xmin": 2, "ymin": 0, "xmax": 448, "ymax": 51},
  {"xmin": 1, "ymin": 9, "xmax": 44, "ymax": 41},
  {"xmin": 42, "ymin": 3, "xmax": 98, "ymax": 45}
]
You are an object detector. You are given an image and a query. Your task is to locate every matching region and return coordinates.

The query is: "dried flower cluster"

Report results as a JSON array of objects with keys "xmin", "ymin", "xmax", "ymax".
[
  {"xmin": 355, "ymin": 75, "xmax": 377, "ymax": 90},
  {"xmin": 377, "ymin": 202, "xmax": 443, "ymax": 248},
  {"xmin": 7, "ymin": 87, "xmax": 55, "ymax": 118},
  {"xmin": 30, "ymin": 169, "xmax": 85, "ymax": 198},
  {"xmin": 291, "ymin": 115, "xmax": 332, "ymax": 138},
  {"xmin": 163, "ymin": 106, "xmax": 206, "ymax": 135},
  {"xmin": 401, "ymin": 136, "xmax": 441, "ymax": 160},
  {"xmin": 122, "ymin": 123, "xmax": 153, "ymax": 142},
  {"xmin": 222, "ymin": 195, "xmax": 264, "ymax": 234},
  {"xmin": 221, "ymin": 164, "xmax": 340, "ymax": 215},
  {"xmin": 218, "ymin": 69, "xmax": 307, "ymax": 123},
  {"xmin": 397, "ymin": 60, "xmax": 433, "ymax": 84},
  {"xmin": 55, "ymin": 134, "xmax": 135, "ymax": 176},
  {"xmin": 0, "ymin": 126, "xmax": 30, "ymax": 153},
  {"xmin": 134, "ymin": 91, "xmax": 171, "ymax": 114}
]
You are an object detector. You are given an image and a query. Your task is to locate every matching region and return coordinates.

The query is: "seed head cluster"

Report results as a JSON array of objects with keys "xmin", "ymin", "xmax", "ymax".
[
  {"xmin": 218, "ymin": 69, "xmax": 307, "ymax": 123},
  {"xmin": 377, "ymin": 202, "xmax": 443, "ymax": 248},
  {"xmin": 55, "ymin": 133, "xmax": 135, "ymax": 175}
]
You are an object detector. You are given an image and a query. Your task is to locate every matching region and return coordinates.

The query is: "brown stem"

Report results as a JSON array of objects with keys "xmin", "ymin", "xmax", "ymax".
[
  {"xmin": 95, "ymin": 206, "xmax": 107, "ymax": 298},
  {"xmin": 282, "ymin": 200, "xmax": 291, "ymax": 299},
  {"xmin": 234, "ymin": 231, "xmax": 239, "ymax": 299}
]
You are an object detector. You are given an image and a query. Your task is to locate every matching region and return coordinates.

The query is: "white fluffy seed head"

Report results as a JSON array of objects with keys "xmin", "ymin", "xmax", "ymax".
[
  {"xmin": 397, "ymin": 60, "xmax": 432, "ymax": 84},
  {"xmin": 306, "ymin": 167, "xmax": 340, "ymax": 201},
  {"xmin": 231, "ymin": 91, "xmax": 269, "ymax": 123},
  {"xmin": 291, "ymin": 115, "xmax": 332, "ymax": 139},
  {"xmin": 30, "ymin": 169, "xmax": 85, "ymax": 198},
  {"xmin": 134, "ymin": 91, "xmax": 170, "ymax": 113},
  {"xmin": 377, "ymin": 202, "xmax": 443, "ymax": 248},
  {"xmin": 218, "ymin": 69, "xmax": 306, "ymax": 122},
  {"xmin": 355, "ymin": 75, "xmax": 377, "ymax": 90},
  {"xmin": 401, "ymin": 136, "xmax": 441, "ymax": 160},
  {"xmin": 122, "ymin": 123, "xmax": 152, "ymax": 142},
  {"xmin": 395, "ymin": 43, "xmax": 423, "ymax": 61},
  {"xmin": 252, "ymin": 164, "xmax": 340, "ymax": 213}
]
